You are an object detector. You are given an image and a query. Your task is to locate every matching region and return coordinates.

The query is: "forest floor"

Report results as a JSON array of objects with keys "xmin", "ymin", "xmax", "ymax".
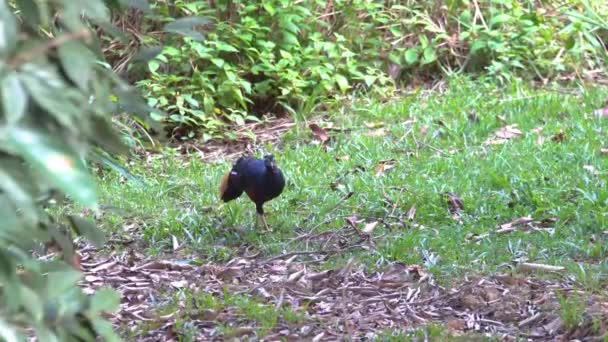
[{"xmin": 68, "ymin": 78, "xmax": 608, "ymax": 340}]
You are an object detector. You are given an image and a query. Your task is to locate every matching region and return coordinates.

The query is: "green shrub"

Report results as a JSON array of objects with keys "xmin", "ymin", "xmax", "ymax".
[
  {"xmin": 0, "ymin": 0, "xmax": 160, "ymax": 340},
  {"xmin": 127, "ymin": 0, "xmax": 607, "ymax": 141},
  {"xmin": 136, "ymin": 0, "xmax": 393, "ymax": 141}
]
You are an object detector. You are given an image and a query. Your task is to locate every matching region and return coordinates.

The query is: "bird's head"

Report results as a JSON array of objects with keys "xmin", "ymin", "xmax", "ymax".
[{"xmin": 263, "ymin": 155, "xmax": 277, "ymax": 171}]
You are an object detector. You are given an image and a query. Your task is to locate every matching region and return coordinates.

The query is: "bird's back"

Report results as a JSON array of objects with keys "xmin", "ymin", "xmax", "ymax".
[{"xmin": 219, "ymin": 156, "xmax": 285, "ymax": 205}]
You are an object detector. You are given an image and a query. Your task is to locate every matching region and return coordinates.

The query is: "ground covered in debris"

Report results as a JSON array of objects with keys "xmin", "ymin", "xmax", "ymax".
[{"xmin": 79, "ymin": 241, "xmax": 608, "ymax": 341}]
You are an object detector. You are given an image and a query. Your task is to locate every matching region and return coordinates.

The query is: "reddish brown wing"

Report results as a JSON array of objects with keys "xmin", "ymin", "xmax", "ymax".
[{"xmin": 218, "ymin": 172, "xmax": 231, "ymax": 200}]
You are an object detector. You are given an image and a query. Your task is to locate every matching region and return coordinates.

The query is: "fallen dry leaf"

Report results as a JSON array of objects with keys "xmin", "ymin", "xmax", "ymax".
[
  {"xmin": 495, "ymin": 125, "xmax": 522, "ymax": 139},
  {"xmin": 583, "ymin": 165, "xmax": 600, "ymax": 175},
  {"xmin": 518, "ymin": 262, "xmax": 565, "ymax": 273},
  {"xmin": 593, "ymin": 106, "xmax": 608, "ymax": 118},
  {"xmin": 407, "ymin": 205, "xmax": 416, "ymax": 221},
  {"xmin": 329, "ymin": 181, "xmax": 346, "ymax": 192},
  {"xmin": 536, "ymin": 135, "xmax": 546, "ymax": 145},
  {"xmin": 171, "ymin": 235, "xmax": 179, "ymax": 251},
  {"xmin": 309, "ymin": 123, "xmax": 329, "ymax": 143},
  {"xmin": 362, "ymin": 221, "xmax": 379, "ymax": 233},
  {"xmin": 419, "ymin": 125, "xmax": 430, "ymax": 136},
  {"xmin": 170, "ymin": 280, "xmax": 188, "ymax": 288},
  {"xmin": 460, "ymin": 294, "xmax": 485, "ymax": 310},
  {"xmin": 375, "ymin": 159, "xmax": 397, "ymax": 177},
  {"xmin": 447, "ymin": 318, "xmax": 466, "ymax": 331},
  {"xmin": 468, "ymin": 112, "xmax": 478, "ymax": 123},
  {"xmin": 497, "ymin": 216, "xmax": 533, "ymax": 233},
  {"xmin": 345, "ymin": 216, "xmax": 363, "ymax": 229},
  {"xmin": 365, "ymin": 128, "xmax": 386, "ymax": 137},
  {"xmin": 72, "ymin": 253, "xmax": 82, "ymax": 271},
  {"xmin": 485, "ymin": 138, "xmax": 509, "ymax": 145},
  {"xmin": 530, "ymin": 126, "xmax": 544, "ymax": 134},
  {"xmin": 485, "ymin": 124, "xmax": 523, "ymax": 145},
  {"xmin": 364, "ymin": 121, "xmax": 384, "ymax": 128},
  {"xmin": 551, "ymin": 130, "xmax": 565, "ymax": 142},
  {"xmin": 445, "ymin": 192, "xmax": 464, "ymax": 219},
  {"xmin": 335, "ymin": 155, "xmax": 350, "ymax": 161}
]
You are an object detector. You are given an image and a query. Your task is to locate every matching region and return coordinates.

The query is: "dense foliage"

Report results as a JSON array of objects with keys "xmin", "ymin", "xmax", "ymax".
[
  {"xmin": 0, "ymin": 0, "xmax": 162, "ymax": 340},
  {"xmin": 111, "ymin": 0, "xmax": 608, "ymax": 141}
]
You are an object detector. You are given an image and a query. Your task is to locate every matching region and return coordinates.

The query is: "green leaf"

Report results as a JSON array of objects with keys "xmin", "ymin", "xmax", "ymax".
[
  {"xmin": 58, "ymin": 41, "xmax": 95, "ymax": 91},
  {"xmin": 65, "ymin": 1, "xmax": 111, "ymax": 23},
  {"xmin": 47, "ymin": 225, "xmax": 74, "ymax": 263},
  {"xmin": 459, "ymin": 10, "xmax": 472, "ymax": 25},
  {"xmin": 262, "ymin": 1, "xmax": 276, "ymax": 15},
  {"xmin": 282, "ymin": 32, "xmax": 299, "ymax": 47},
  {"xmin": 418, "ymin": 34, "xmax": 429, "ymax": 48},
  {"xmin": 90, "ymin": 288, "xmax": 120, "ymax": 313},
  {"xmin": 565, "ymin": 35, "xmax": 575, "ymax": 50},
  {"xmin": 334, "ymin": 74, "xmax": 349, "ymax": 92},
  {"xmin": 490, "ymin": 14, "xmax": 511, "ymax": 27},
  {"xmin": 470, "ymin": 40, "xmax": 486, "ymax": 54},
  {"xmin": 90, "ymin": 116, "xmax": 128, "ymax": 155},
  {"xmin": 91, "ymin": 319, "xmax": 121, "ymax": 342},
  {"xmin": 19, "ymin": 64, "xmax": 83, "ymax": 130},
  {"xmin": 46, "ymin": 270, "xmax": 82, "ymax": 298},
  {"xmin": 8, "ymin": 127, "xmax": 98, "ymax": 208},
  {"xmin": 0, "ymin": 166, "xmax": 37, "ymax": 228},
  {"xmin": 89, "ymin": 149, "xmax": 144, "ymax": 187},
  {"xmin": 1, "ymin": 72, "xmax": 28, "ymax": 125},
  {"xmin": 404, "ymin": 48, "xmax": 419, "ymax": 65},
  {"xmin": 422, "ymin": 47, "xmax": 437, "ymax": 65},
  {"xmin": 216, "ymin": 41, "xmax": 238, "ymax": 53},
  {"xmin": 132, "ymin": 46, "xmax": 163, "ymax": 63},
  {"xmin": 0, "ymin": 0, "xmax": 18, "ymax": 56},
  {"xmin": 68, "ymin": 215, "xmax": 106, "ymax": 247},
  {"xmin": 120, "ymin": 0, "xmax": 151, "ymax": 12},
  {"xmin": 210, "ymin": 58, "xmax": 225, "ymax": 68},
  {"xmin": 15, "ymin": 0, "xmax": 40, "ymax": 29},
  {"xmin": 363, "ymin": 75, "xmax": 376, "ymax": 87},
  {"xmin": 20, "ymin": 285, "xmax": 44, "ymax": 322},
  {"xmin": 164, "ymin": 17, "xmax": 212, "ymax": 41},
  {"xmin": 148, "ymin": 60, "xmax": 160, "ymax": 73}
]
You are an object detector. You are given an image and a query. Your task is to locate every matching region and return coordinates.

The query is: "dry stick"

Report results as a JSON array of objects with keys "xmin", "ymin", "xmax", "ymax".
[
  {"xmin": 8, "ymin": 29, "xmax": 91, "ymax": 70},
  {"xmin": 261, "ymin": 244, "xmax": 366, "ymax": 265},
  {"xmin": 518, "ymin": 262, "xmax": 565, "ymax": 273},
  {"xmin": 261, "ymin": 251, "xmax": 326, "ymax": 265},
  {"xmin": 518, "ymin": 313, "xmax": 543, "ymax": 328}
]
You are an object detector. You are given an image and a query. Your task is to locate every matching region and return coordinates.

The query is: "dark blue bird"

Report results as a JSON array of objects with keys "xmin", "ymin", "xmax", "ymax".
[{"xmin": 219, "ymin": 155, "xmax": 285, "ymax": 230}]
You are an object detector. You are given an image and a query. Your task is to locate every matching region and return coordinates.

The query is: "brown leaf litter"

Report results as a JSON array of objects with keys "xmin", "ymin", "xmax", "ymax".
[
  {"xmin": 75, "ymin": 241, "xmax": 608, "ymax": 341},
  {"xmin": 309, "ymin": 123, "xmax": 330, "ymax": 144},
  {"xmin": 485, "ymin": 124, "xmax": 523, "ymax": 145},
  {"xmin": 444, "ymin": 192, "xmax": 464, "ymax": 221},
  {"xmin": 166, "ymin": 117, "xmax": 295, "ymax": 162}
]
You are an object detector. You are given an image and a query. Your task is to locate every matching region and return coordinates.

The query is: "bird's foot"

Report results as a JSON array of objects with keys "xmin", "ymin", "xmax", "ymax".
[{"xmin": 257, "ymin": 214, "xmax": 273, "ymax": 233}]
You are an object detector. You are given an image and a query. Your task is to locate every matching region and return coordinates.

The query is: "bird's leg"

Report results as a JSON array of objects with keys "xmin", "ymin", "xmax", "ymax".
[
  {"xmin": 260, "ymin": 214, "xmax": 270, "ymax": 232},
  {"xmin": 256, "ymin": 204, "xmax": 272, "ymax": 232}
]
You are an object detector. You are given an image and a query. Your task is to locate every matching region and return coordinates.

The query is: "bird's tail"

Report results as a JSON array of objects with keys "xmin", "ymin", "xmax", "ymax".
[{"xmin": 219, "ymin": 171, "xmax": 244, "ymax": 202}]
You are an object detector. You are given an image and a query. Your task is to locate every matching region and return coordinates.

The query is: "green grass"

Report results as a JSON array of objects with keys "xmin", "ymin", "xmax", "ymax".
[{"xmin": 87, "ymin": 77, "xmax": 608, "ymax": 285}]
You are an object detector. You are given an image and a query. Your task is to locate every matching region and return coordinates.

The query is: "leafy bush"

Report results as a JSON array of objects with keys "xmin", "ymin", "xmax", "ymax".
[
  {"xmin": 124, "ymin": 0, "xmax": 607, "ymax": 141},
  {"xmin": 136, "ymin": 0, "xmax": 393, "ymax": 141},
  {"xmin": 0, "ymin": 0, "xmax": 157, "ymax": 340}
]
